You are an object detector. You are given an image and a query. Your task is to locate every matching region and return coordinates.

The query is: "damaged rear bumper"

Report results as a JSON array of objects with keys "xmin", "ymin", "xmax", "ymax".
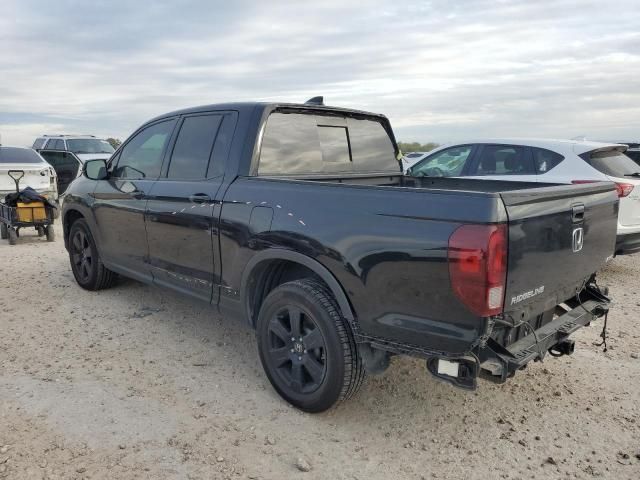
[{"xmin": 425, "ymin": 283, "xmax": 610, "ymax": 389}]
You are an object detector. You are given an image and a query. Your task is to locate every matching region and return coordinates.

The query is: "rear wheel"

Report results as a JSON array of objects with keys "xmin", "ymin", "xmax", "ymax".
[
  {"xmin": 45, "ymin": 225, "xmax": 55, "ymax": 242},
  {"xmin": 37, "ymin": 226, "xmax": 45, "ymax": 237},
  {"xmin": 0, "ymin": 223, "xmax": 7, "ymax": 240},
  {"xmin": 8, "ymin": 227, "xmax": 17, "ymax": 245},
  {"xmin": 68, "ymin": 218, "xmax": 117, "ymax": 290},
  {"xmin": 256, "ymin": 279, "xmax": 365, "ymax": 412}
]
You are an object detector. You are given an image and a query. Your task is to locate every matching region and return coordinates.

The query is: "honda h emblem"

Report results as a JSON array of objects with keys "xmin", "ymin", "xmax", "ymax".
[{"xmin": 572, "ymin": 227, "xmax": 584, "ymax": 253}]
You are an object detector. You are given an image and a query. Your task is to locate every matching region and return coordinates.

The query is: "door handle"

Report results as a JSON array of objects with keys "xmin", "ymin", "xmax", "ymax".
[
  {"xmin": 131, "ymin": 191, "xmax": 145, "ymax": 200},
  {"xmin": 189, "ymin": 194, "xmax": 211, "ymax": 204}
]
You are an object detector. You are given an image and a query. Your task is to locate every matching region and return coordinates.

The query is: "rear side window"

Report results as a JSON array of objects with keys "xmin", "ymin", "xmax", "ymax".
[
  {"xmin": 168, "ymin": 115, "xmax": 222, "ymax": 179},
  {"xmin": 474, "ymin": 145, "xmax": 534, "ymax": 175},
  {"xmin": 0, "ymin": 147, "xmax": 44, "ymax": 164},
  {"xmin": 532, "ymin": 148, "xmax": 564, "ymax": 173},
  {"xmin": 32, "ymin": 138, "xmax": 46, "ymax": 149},
  {"xmin": 258, "ymin": 112, "xmax": 396, "ymax": 175},
  {"xmin": 48, "ymin": 139, "xmax": 65, "ymax": 150},
  {"xmin": 582, "ymin": 149, "xmax": 640, "ymax": 177}
]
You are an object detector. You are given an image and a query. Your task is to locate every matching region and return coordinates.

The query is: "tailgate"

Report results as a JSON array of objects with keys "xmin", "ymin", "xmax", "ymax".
[{"xmin": 500, "ymin": 182, "xmax": 617, "ymax": 321}]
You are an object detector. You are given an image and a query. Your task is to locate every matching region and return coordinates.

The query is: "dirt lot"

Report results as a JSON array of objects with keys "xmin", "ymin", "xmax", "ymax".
[{"xmin": 0, "ymin": 223, "xmax": 638, "ymax": 480}]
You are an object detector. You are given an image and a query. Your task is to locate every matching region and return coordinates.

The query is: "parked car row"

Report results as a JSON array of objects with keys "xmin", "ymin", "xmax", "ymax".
[
  {"xmin": 1, "ymin": 100, "xmax": 633, "ymax": 411},
  {"xmin": 0, "ymin": 136, "xmax": 115, "ymax": 201},
  {"xmin": 403, "ymin": 139, "xmax": 640, "ymax": 255}
]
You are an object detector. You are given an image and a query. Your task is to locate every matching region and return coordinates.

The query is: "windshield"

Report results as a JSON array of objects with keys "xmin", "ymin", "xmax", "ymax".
[
  {"xmin": 409, "ymin": 145, "xmax": 472, "ymax": 177},
  {"xmin": 584, "ymin": 149, "xmax": 640, "ymax": 177},
  {"xmin": 66, "ymin": 139, "xmax": 115, "ymax": 155},
  {"xmin": 0, "ymin": 147, "xmax": 44, "ymax": 164}
]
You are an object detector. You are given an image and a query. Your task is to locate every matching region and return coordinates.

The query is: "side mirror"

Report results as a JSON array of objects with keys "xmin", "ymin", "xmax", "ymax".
[{"xmin": 84, "ymin": 159, "xmax": 108, "ymax": 180}]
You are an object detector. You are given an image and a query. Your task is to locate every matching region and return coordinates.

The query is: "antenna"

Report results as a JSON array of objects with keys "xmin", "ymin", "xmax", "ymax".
[{"xmin": 305, "ymin": 96, "xmax": 324, "ymax": 106}]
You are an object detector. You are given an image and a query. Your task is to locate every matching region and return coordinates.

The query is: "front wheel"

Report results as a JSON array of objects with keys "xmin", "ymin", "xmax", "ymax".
[
  {"xmin": 68, "ymin": 218, "xmax": 117, "ymax": 290},
  {"xmin": 256, "ymin": 279, "xmax": 365, "ymax": 412},
  {"xmin": 45, "ymin": 225, "xmax": 55, "ymax": 242}
]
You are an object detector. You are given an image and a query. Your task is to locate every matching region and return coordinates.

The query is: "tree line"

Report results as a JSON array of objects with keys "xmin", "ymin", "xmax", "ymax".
[{"xmin": 397, "ymin": 141, "xmax": 439, "ymax": 153}]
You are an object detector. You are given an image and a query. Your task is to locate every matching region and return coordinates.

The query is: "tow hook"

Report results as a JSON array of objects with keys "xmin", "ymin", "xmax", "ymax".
[
  {"xmin": 548, "ymin": 339, "xmax": 575, "ymax": 357},
  {"xmin": 426, "ymin": 356, "xmax": 478, "ymax": 390}
]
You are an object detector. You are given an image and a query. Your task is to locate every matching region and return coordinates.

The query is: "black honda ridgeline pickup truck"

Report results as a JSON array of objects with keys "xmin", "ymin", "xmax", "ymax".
[{"xmin": 62, "ymin": 99, "xmax": 616, "ymax": 412}]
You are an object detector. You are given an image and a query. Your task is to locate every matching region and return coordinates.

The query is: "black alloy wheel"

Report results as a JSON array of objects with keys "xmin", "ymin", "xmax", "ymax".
[
  {"xmin": 67, "ymin": 218, "xmax": 117, "ymax": 290},
  {"xmin": 71, "ymin": 228, "xmax": 94, "ymax": 283},
  {"xmin": 256, "ymin": 279, "xmax": 365, "ymax": 412},
  {"xmin": 266, "ymin": 305, "xmax": 328, "ymax": 394}
]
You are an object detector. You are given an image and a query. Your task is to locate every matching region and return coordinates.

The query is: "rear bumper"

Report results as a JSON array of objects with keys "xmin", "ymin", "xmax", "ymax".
[
  {"xmin": 477, "ymin": 285, "xmax": 610, "ymax": 385},
  {"xmin": 615, "ymin": 232, "xmax": 640, "ymax": 255}
]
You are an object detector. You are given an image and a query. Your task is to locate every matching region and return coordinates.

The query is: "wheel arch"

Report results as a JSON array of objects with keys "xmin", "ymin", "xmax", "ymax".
[
  {"xmin": 240, "ymin": 249, "xmax": 356, "ymax": 328},
  {"xmin": 63, "ymin": 208, "xmax": 85, "ymax": 249}
]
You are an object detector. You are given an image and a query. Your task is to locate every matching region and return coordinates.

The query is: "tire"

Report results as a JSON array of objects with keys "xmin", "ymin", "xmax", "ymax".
[
  {"xmin": 37, "ymin": 226, "xmax": 45, "ymax": 237},
  {"xmin": 8, "ymin": 228, "xmax": 17, "ymax": 245},
  {"xmin": 0, "ymin": 223, "xmax": 7, "ymax": 240},
  {"xmin": 256, "ymin": 279, "xmax": 365, "ymax": 412},
  {"xmin": 45, "ymin": 225, "xmax": 55, "ymax": 242},
  {"xmin": 68, "ymin": 218, "xmax": 117, "ymax": 290}
]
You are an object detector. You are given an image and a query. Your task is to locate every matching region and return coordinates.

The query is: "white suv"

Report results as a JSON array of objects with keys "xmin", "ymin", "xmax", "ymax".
[
  {"xmin": 32, "ymin": 135, "xmax": 115, "ymax": 161},
  {"xmin": 407, "ymin": 138, "xmax": 640, "ymax": 255},
  {"xmin": 33, "ymin": 135, "xmax": 115, "ymax": 194}
]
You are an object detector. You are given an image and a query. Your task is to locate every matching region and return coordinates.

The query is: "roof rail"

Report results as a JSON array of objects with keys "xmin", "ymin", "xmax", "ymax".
[{"xmin": 42, "ymin": 134, "xmax": 97, "ymax": 138}]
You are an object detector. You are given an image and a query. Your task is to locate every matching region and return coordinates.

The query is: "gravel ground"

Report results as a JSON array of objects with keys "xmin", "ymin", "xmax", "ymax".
[{"xmin": 0, "ymin": 223, "xmax": 639, "ymax": 480}]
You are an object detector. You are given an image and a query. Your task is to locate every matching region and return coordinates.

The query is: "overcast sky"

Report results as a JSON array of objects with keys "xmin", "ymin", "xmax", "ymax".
[{"xmin": 1, "ymin": 0, "xmax": 639, "ymax": 147}]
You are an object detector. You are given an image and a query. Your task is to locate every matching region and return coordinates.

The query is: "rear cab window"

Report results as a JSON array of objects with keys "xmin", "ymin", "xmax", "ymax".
[
  {"xmin": 257, "ymin": 111, "xmax": 397, "ymax": 176},
  {"xmin": 581, "ymin": 149, "xmax": 640, "ymax": 178}
]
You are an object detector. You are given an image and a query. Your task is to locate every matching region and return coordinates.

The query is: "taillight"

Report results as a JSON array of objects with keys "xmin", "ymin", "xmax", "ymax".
[
  {"xmin": 615, "ymin": 182, "xmax": 634, "ymax": 198},
  {"xmin": 572, "ymin": 180, "xmax": 634, "ymax": 198},
  {"xmin": 448, "ymin": 224, "xmax": 507, "ymax": 317}
]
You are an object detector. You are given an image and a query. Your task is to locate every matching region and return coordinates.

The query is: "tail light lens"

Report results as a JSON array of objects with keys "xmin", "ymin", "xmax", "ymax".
[
  {"xmin": 448, "ymin": 224, "xmax": 507, "ymax": 317},
  {"xmin": 615, "ymin": 182, "xmax": 634, "ymax": 197},
  {"xmin": 572, "ymin": 180, "xmax": 634, "ymax": 198}
]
